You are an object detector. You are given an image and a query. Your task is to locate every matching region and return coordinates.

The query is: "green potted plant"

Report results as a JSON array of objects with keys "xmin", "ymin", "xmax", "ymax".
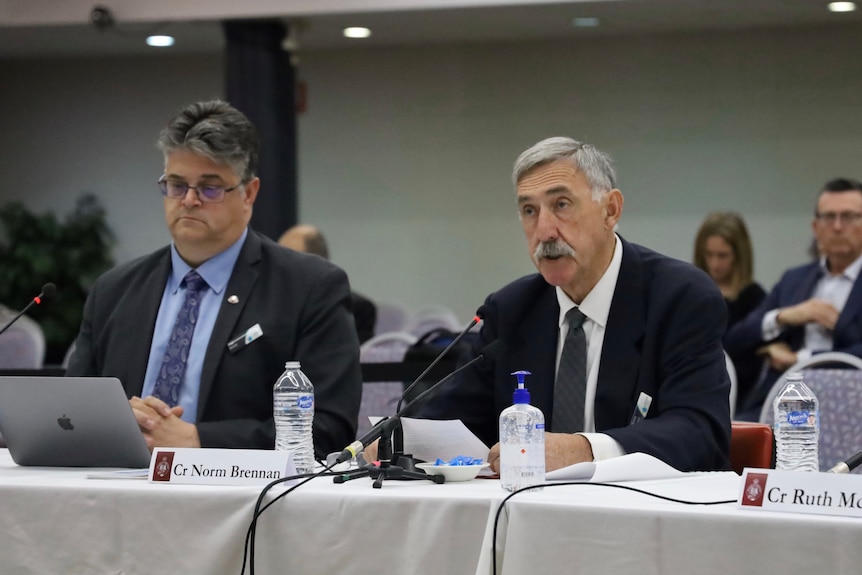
[{"xmin": 0, "ymin": 194, "xmax": 115, "ymax": 365}]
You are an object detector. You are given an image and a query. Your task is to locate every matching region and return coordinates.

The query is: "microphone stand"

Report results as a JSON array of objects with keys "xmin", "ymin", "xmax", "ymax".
[
  {"xmin": 331, "ymin": 340, "xmax": 505, "ymax": 489},
  {"xmin": 333, "ymin": 417, "xmax": 444, "ymax": 488}
]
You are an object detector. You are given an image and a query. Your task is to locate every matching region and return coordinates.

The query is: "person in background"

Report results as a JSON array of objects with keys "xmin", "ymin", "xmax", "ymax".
[
  {"xmin": 366, "ymin": 137, "xmax": 730, "ymax": 472},
  {"xmin": 66, "ymin": 100, "xmax": 362, "ymax": 458},
  {"xmin": 279, "ymin": 224, "xmax": 377, "ymax": 344},
  {"xmin": 693, "ymin": 211, "xmax": 766, "ymax": 413},
  {"xmin": 727, "ymin": 177, "xmax": 862, "ymax": 420}
]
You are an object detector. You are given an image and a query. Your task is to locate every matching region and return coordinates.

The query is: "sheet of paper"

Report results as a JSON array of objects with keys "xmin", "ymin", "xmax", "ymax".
[
  {"xmin": 400, "ymin": 417, "xmax": 490, "ymax": 463},
  {"xmin": 86, "ymin": 469, "xmax": 149, "ymax": 480},
  {"xmin": 545, "ymin": 452, "xmax": 684, "ymax": 482}
]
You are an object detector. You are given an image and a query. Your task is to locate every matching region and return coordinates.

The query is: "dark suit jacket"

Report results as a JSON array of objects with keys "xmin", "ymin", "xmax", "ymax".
[
  {"xmin": 419, "ymin": 238, "xmax": 731, "ymax": 472},
  {"xmin": 725, "ymin": 260, "xmax": 862, "ymax": 414},
  {"xmin": 350, "ymin": 291, "xmax": 377, "ymax": 344},
  {"xmin": 66, "ymin": 229, "xmax": 362, "ymax": 458}
]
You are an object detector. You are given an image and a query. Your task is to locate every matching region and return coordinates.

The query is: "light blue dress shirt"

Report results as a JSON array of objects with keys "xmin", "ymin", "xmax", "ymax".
[{"xmin": 142, "ymin": 228, "xmax": 248, "ymax": 422}]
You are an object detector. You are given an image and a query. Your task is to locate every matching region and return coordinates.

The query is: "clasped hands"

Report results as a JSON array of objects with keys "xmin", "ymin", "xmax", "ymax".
[
  {"xmin": 761, "ymin": 299, "xmax": 839, "ymax": 371},
  {"xmin": 362, "ymin": 432, "xmax": 593, "ymax": 473},
  {"xmin": 129, "ymin": 395, "xmax": 201, "ymax": 450}
]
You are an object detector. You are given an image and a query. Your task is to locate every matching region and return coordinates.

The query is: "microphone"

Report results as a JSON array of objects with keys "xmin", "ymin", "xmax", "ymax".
[
  {"xmin": 827, "ymin": 451, "xmax": 862, "ymax": 474},
  {"xmin": 0, "ymin": 283, "xmax": 56, "ymax": 337},
  {"xmin": 396, "ymin": 305, "xmax": 488, "ymax": 413},
  {"xmin": 334, "ymin": 338, "xmax": 506, "ymax": 464}
]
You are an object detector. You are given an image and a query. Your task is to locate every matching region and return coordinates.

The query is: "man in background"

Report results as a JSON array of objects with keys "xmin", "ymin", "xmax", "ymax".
[
  {"xmin": 67, "ymin": 100, "xmax": 362, "ymax": 458},
  {"xmin": 279, "ymin": 224, "xmax": 377, "ymax": 344},
  {"xmin": 727, "ymin": 177, "xmax": 862, "ymax": 420}
]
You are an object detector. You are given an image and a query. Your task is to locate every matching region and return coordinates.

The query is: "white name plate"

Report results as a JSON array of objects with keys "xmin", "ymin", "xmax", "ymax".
[
  {"xmin": 739, "ymin": 467, "xmax": 862, "ymax": 518},
  {"xmin": 148, "ymin": 448, "xmax": 298, "ymax": 486}
]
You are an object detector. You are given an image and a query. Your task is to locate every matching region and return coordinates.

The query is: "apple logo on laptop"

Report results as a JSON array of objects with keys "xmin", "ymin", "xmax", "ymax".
[{"xmin": 57, "ymin": 414, "xmax": 74, "ymax": 431}]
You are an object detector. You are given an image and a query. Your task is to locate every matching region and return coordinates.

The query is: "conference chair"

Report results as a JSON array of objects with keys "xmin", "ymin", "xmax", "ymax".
[
  {"xmin": 403, "ymin": 304, "xmax": 463, "ymax": 339},
  {"xmin": 373, "ymin": 302, "xmax": 410, "ymax": 336},
  {"xmin": 729, "ymin": 421, "xmax": 773, "ymax": 474},
  {"xmin": 758, "ymin": 352, "xmax": 862, "ymax": 473},
  {"xmin": 0, "ymin": 308, "xmax": 45, "ymax": 369},
  {"xmin": 725, "ymin": 351, "xmax": 738, "ymax": 419},
  {"xmin": 357, "ymin": 331, "xmax": 418, "ymax": 439}
]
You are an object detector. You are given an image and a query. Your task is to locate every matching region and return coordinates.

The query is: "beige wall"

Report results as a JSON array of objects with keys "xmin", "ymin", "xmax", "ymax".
[{"xmin": 1, "ymin": 23, "xmax": 861, "ymax": 321}]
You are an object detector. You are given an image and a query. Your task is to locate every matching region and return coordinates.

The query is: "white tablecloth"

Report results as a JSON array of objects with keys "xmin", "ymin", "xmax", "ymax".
[{"xmin": 1, "ymin": 450, "xmax": 860, "ymax": 575}]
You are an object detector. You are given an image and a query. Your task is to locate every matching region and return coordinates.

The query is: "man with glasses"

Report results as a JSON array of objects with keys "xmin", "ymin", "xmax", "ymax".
[
  {"xmin": 66, "ymin": 100, "xmax": 362, "ymax": 457},
  {"xmin": 728, "ymin": 178, "xmax": 862, "ymax": 419}
]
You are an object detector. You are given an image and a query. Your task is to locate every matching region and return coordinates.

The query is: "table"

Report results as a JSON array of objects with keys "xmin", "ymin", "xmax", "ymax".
[{"xmin": 1, "ymin": 450, "xmax": 861, "ymax": 575}]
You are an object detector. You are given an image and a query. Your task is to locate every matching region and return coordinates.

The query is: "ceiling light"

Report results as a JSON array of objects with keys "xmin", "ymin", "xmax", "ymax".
[
  {"xmin": 828, "ymin": 2, "xmax": 856, "ymax": 12},
  {"xmin": 572, "ymin": 17, "xmax": 601, "ymax": 28},
  {"xmin": 146, "ymin": 35, "xmax": 175, "ymax": 47},
  {"xmin": 343, "ymin": 27, "xmax": 372, "ymax": 39}
]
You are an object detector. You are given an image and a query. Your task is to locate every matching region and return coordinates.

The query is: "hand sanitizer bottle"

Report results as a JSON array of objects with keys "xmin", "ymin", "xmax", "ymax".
[{"xmin": 499, "ymin": 370, "xmax": 545, "ymax": 492}]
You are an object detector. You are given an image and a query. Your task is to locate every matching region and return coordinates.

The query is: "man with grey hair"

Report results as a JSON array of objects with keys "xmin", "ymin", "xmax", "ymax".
[
  {"xmin": 413, "ymin": 136, "xmax": 731, "ymax": 472},
  {"xmin": 67, "ymin": 100, "xmax": 362, "ymax": 458}
]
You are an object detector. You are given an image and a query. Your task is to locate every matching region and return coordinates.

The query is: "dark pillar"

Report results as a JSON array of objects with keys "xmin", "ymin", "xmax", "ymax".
[{"xmin": 223, "ymin": 20, "xmax": 297, "ymax": 240}]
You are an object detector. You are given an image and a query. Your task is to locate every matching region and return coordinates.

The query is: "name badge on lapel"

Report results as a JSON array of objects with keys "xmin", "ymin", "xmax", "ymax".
[
  {"xmin": 227, "ymin": 323, "xmax": 263, "ymax": 354},
  {"xmin": 629, "ymin": 392, "xmax": 653, "ymax": 425}
]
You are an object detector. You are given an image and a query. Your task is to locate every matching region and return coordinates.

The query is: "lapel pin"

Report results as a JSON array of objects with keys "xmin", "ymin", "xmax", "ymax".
[{"xmin": 227, "ymin": 295, "xmax": 239, "ymax": 304}]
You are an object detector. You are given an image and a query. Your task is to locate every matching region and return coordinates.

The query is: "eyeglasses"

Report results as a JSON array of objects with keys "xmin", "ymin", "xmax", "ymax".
[
  {"xmin": 158, "ymin": 178, "xmax": 243, "ymax": 203},
  {"xmin": 814, "ymin": 211, "xmax": 862, "ymax": 225}
]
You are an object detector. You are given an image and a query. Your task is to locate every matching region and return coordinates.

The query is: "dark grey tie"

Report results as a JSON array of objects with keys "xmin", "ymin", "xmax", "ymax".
[{"xmin": 553, "ymin": 307, "xmax": 587, "ymax": 433}]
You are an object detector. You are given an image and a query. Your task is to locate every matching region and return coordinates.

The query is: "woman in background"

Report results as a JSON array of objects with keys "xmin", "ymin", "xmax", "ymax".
[{"xmin": 693, "ymin": 212, "xmax": 766, "ymax": 414}]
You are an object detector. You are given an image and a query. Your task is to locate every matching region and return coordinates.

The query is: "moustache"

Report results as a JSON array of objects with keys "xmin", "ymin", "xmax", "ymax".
[{"xmin": 533, "ymin": 240, "xmax": 576, "ymax": 261}]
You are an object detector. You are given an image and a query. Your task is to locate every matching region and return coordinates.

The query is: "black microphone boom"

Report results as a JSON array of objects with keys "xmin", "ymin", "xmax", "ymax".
[
  {"xmin": 0, "ymin": 283, "xmax": 56, "ymax": 337},
  {"xmin": 827, "ymin": 450, "xmax": 862, "ymax": 474},
  {"xmin": 396, "ymin": 304, "xmax": 488, "ymax": 413},
  {"xmin": 334, "ymin": 338, "xmax": 505, "ymax": 464}
]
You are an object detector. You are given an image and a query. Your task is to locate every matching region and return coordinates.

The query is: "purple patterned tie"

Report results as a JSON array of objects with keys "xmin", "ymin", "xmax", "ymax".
[{"xmin": 152, "ymin": 270, "xmax": 209, "ymax": 406}]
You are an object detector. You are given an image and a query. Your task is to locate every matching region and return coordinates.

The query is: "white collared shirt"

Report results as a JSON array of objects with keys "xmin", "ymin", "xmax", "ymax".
[{"xmin": 554, "ymin": 234, "xmax": 626, "ymax": 461}]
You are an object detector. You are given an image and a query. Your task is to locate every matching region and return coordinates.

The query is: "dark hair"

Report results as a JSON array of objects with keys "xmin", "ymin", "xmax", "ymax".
[
  {"xmin": 157, "ymin": 100, "xmax": 260, "ymax": 182},
  {"xmin": 822, "ymin": 178, "xmax": 862, "ymax": 194},
  {"xmin": 693, "ymin": 211, "xmax": 755, "ymax": 299}
]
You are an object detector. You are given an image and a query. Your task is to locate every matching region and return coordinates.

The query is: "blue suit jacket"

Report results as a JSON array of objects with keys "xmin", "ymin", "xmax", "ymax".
[
  {"xmin": 725, "ymin": 260, "xmax": 862, "ymax": 413},
  {"xmin": 419, "ymin": 238, "xmax": 731, "ymax": 472},
  {"xmin": 66, "ymin": 229, "xmax": 363, "ymax": 457}
]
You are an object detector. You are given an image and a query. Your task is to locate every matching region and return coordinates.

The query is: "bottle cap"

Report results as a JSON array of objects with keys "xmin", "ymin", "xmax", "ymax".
[{"xmin": 285, "ymin": 361, "xmax": 301, "ymax": 369}]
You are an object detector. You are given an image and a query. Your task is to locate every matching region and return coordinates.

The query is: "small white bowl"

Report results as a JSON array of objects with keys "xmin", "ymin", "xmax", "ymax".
[{"xmin": 416, "ymin": 462, "xmax": 490, "ymax": 482}]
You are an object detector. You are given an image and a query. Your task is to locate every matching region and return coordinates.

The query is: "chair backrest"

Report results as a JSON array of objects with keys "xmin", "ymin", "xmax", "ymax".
[
  {"xmin": 373, "ymin": 302, "xmax": 411, "ymax": 336},
  {"xmin": 0, "ymin": 311, "xmax": 45, "ymax": 369},
  {"xmin": 759, "ymin": 352, "xmax": 862, "ymax": 473},
  {"xmin": 730, "ymin": 421, "xmax": 773, "ymax": 474},
  {"xmin": 403, "ymin": 305, "xmax": 463, "ymax": 338},
  {"xmin": 357, "ymin": 331, "xmax": 418, "ymax": 439},
  {"xmin": 725, "ymin": 351, "xmax": 737, "ymax": 420}
]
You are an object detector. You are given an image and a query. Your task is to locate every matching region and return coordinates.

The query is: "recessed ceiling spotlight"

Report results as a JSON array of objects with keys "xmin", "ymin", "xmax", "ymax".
[
  {"xmin": 343, "ymin": 27, "xmax": 372, "ymax": 39},
  {"xmin": 828, "ymin": 2, "xmax": 857, "ymax": 12},
  {"xmin": 146, "ymin": 35, "xmax": 175, "ymax": 47},
  {"xmin": 572, "ymin": 17, "xmax": 601, "ymax": 28}
]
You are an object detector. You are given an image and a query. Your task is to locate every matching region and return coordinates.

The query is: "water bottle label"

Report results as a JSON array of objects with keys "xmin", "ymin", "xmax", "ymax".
[
  {"xmin": 296, "ymin": 395, "xmax": 314, "ymax": 409},
  {"xmin": 786, "ymin": 410, "xmax": 811, "ymax": 426}
]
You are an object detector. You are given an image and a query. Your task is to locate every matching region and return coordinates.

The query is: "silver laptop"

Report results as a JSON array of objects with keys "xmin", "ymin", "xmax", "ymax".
[{"xmin": 0, "ymin": 376, "xmax": 152, "ymax": 468}]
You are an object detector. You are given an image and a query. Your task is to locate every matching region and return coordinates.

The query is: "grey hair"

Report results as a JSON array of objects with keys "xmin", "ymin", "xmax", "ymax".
[
  {"xmin": 157, "ymin": 100, "xmax": 260, "ymax": 182},
  {"xmin": 512, "ymin": 137, "xmax": 617, "ymax": 200}
]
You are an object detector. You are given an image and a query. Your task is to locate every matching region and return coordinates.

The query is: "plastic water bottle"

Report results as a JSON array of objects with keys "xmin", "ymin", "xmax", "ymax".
[
  {"xmin": 773, "ymin": 372, "xmax": 819, "ymax": 472},
  {"xmin": 273, "ymin": 361, "xmax": 315, "ymax": 474},
  {"xmin": 499, "ymin": 370, "xmax": 545, "ymax": 491}
]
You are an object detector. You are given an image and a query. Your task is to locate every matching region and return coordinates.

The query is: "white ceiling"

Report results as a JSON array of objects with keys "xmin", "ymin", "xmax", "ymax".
[{"xmin": 1, "ymin": 0, "xmax": 860, "ymax": 58}]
